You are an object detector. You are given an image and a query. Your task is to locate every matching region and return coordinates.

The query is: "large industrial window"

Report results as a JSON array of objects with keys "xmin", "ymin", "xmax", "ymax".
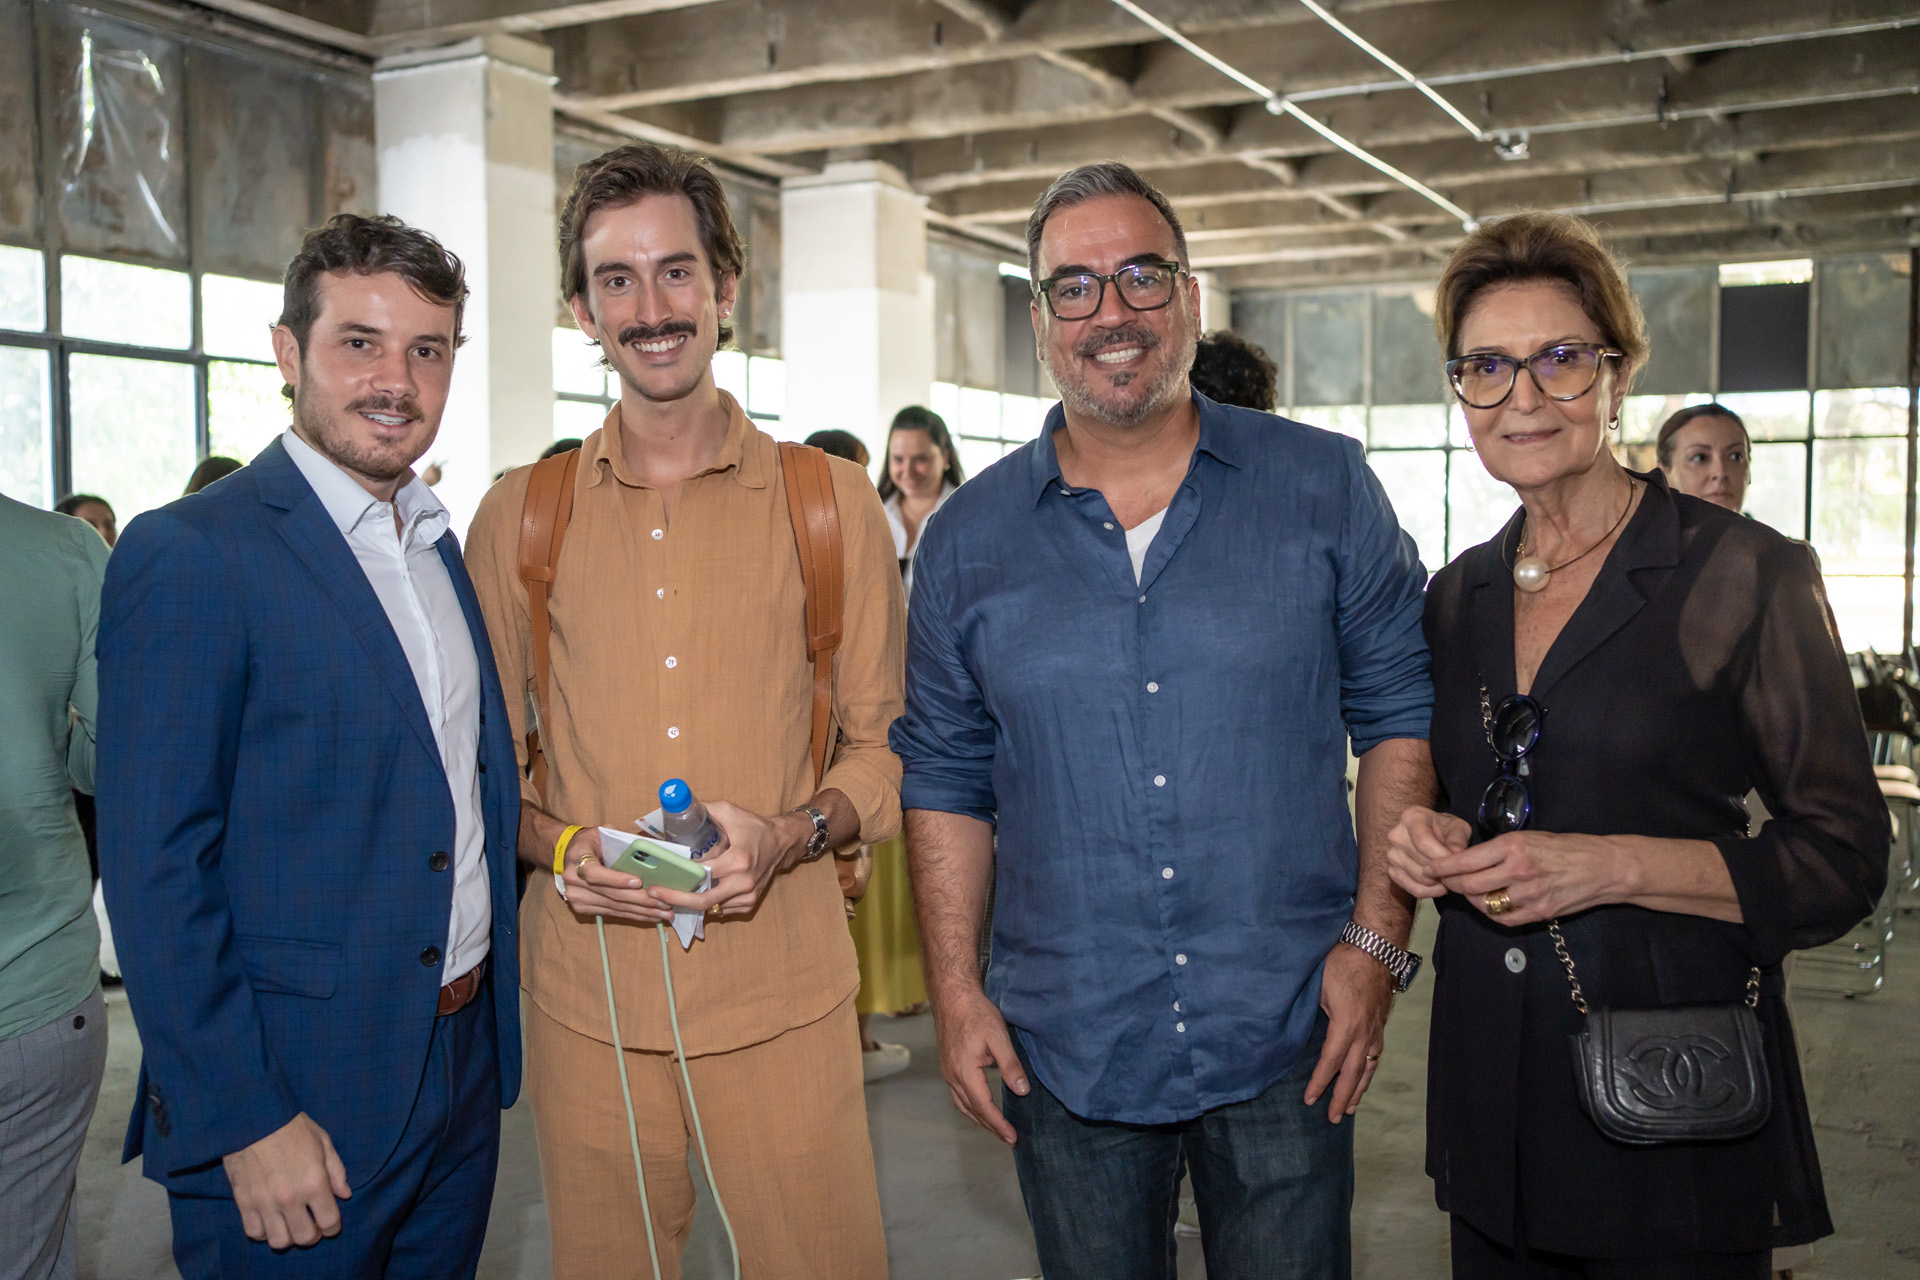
[{"xmin": 0, "ymin": 0, "xmax": 374, "ymax": 522}]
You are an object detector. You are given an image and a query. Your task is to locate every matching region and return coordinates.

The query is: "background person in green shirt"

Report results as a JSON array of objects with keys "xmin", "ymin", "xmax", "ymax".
[{"xmin": 0, "ymin": 490, "xmax": 111, "ymax": 1280}]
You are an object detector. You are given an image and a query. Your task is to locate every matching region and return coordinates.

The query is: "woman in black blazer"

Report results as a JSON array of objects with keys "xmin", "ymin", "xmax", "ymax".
[{"xmin": 1387, "ymin": 213, "xmax": 1887, "ymax": 1279}]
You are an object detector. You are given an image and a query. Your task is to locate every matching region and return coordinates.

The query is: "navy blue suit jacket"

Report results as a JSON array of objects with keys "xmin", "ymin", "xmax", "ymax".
[{"xmin": 97, "ymin": 437, "xmax": 523, "ymax": 1195}]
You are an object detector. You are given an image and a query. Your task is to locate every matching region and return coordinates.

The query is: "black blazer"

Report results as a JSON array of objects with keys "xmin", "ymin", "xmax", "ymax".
[{"xmin": 1422, "ymin": 470, "xmax": 1887, "ymax": 1257}]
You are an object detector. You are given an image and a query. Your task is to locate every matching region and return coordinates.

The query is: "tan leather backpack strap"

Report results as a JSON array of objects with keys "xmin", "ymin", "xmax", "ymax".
[
  {"xmin": 779, "ymin": 442, "xmax": 845, "ymax": 789},
  {"xmin": 515, "ymin": 448, "xmax": 581, "ymax": 803}
]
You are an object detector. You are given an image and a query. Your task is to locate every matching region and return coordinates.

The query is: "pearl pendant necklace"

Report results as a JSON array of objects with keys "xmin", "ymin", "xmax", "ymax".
[{"xmin": 1512, "ymin": 478, "xmax": 1637, "ymax": 594}]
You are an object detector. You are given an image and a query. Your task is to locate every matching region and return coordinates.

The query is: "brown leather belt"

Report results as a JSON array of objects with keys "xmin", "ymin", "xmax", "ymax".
[{"xmin": 438, "ymin": 960, "xmax": 487, "ymax": 1016}]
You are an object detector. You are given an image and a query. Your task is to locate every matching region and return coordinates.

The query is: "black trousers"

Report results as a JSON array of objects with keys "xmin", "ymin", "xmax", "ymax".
[{"xmin": 1451, "ymin": 1215, "xmax": 1771, "ymax": 1279}]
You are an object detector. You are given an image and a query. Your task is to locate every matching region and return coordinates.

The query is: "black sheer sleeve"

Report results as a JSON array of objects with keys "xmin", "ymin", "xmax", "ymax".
[{"xmin": 1713, "ymin": 538, "xmax": 1888, "ymax": 960}]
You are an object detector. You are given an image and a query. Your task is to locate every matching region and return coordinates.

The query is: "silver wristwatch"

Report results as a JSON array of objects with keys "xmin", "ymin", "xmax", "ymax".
[
  {"xmin": 1340, "ymin": 920, "xmax": 1423, "ymax": 993},
  {"xmin": 796, "ymin": 805, "xmax": 831, "ymax": 861}
]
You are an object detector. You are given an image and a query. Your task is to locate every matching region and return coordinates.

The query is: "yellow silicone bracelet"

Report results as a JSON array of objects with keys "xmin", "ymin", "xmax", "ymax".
[{"xmin": 553, "ymin": 824, "xmax": 586, "ymax": 876}]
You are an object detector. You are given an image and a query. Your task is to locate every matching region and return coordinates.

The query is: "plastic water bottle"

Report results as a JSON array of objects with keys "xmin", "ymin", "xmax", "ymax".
[{"xmin": 659, "ymin": 779, "xmax": 723, "ymax": 860}]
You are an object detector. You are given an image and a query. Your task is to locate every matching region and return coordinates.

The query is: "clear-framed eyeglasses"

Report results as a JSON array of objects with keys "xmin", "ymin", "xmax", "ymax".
[
  {"xmin": 1034, "ymin": 259, "xmax": 1185, "ymax": 321},
  {"xmin": 1444, "ymin": 342, "xmax": 1623, "ymax": 410}
]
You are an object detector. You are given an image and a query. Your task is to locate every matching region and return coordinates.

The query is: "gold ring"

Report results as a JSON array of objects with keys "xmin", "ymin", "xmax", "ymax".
[
  {"xmin": 574, "ymin": 854, "xmax": 598, "ymax": 876},
  {"xmin": 1365, "ymin": 1053, "xmax": 1380, "ymax": 1061},
  {"xmin": 1484, "ymin": 889, "xmax": 1514, "ymax": 916},
  {"xmin": 707, "ymin": 904, "xmax": 723, "ymax": 919}
]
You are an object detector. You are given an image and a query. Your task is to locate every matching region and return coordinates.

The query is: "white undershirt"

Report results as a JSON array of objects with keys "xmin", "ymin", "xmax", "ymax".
[
  {"xmin": 1125, "ymin": 507, "xmax": 1168, "ymax": 584},
  {"xmin": 282, "ymin": 429, "xmax": 490, "ymax": 982}
]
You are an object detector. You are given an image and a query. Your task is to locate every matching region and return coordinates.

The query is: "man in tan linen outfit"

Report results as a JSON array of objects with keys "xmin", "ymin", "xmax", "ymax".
[{"xmin": 466, "ymin": 143, "xmax": 903, "ymax": 1280}]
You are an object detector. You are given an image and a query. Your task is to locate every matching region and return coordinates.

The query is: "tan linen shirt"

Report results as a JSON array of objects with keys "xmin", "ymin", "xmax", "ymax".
[{"xmin": 466, "ymin": 393, "xmax": 905, "ymax": 1055}]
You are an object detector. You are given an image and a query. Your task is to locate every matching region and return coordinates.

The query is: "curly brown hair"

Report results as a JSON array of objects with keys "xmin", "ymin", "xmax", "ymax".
[{"xmin": 559, "ymin": 142, "xmax": 746, "ymax": 347}]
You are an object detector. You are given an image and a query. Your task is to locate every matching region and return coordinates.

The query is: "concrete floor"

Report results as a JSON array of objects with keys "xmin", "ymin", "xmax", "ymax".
[{"xmin": 72, "ymin": 905, "xmax": 1919, "ymax": 1279}]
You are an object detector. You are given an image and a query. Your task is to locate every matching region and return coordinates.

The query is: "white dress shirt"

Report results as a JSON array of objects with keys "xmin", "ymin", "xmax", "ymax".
[
  {"xmin": 282, "ymin": 429, "xmax": 490, "ymax": 982},
  {"xmin": 884, "ymin": 481, "xmax": 956, "ymax": 599}
]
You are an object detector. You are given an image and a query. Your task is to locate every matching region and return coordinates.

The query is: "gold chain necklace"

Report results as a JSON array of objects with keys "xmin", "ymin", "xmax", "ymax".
[{"xmin": 1512, "ymin": 477, "xmax": 1637, "ymax": 594}]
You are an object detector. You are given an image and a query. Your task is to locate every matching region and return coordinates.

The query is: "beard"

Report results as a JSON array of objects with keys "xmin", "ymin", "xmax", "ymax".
[
  {"xmin": 293, "ymin": 384, "xmax": 429, "ymax": 483},
  {"xmin": 1048, "ymin": 320, "xmax": 1198, "ymax": 430}
]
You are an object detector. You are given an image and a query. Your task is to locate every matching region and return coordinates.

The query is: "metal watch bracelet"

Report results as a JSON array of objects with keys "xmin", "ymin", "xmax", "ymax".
[{"xmin": 1340, "ymin": 920, "xmax": 1424, "ymax": 993}]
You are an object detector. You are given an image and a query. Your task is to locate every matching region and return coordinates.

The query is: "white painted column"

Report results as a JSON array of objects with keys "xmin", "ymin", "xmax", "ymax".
[
  {"xmin": 1194, "ymin": 269, "xmax": 1233, "ymax": 335},
  {"xmin": 374, "ymin": 35, "xmax": 556, "ymax": 538},
  {"xmin": 780, "ymin": 161, "xmax": 935, "ymax": 463}
]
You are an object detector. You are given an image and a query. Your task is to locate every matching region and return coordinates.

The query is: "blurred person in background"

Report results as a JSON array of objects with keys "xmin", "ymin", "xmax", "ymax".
[
  {"xmin": 0, "ymin": 491, "xmax": 110, "ymax": 1280},
  {"xmin": 876, "ymin": 405, "xmax": 964, "ymax": 595},
  {"xmin": 1657, "ymin": 404, "xmax": 1749, "ymax": 514},
  {"xmin": 805, "ymin": 428, "xmax": 871, "ymax": 470},
  {"xmin": 54, "ymin": 493, "xmax": 116, "ymax": 548},
  {"xmin": 1656, "ymin": 402, "xmax": 1816, "ymax": 1280},
  {"xmin": 814, "ymin": 423, "xmax": 922, "ymax": 1081},
  {"xmin": 1188, "ymin": 330, "xmax": 1278, "ymax": 412},
  {"xmin": 183, "ymin": 456, "xmax": 244, "ymax": 495}
]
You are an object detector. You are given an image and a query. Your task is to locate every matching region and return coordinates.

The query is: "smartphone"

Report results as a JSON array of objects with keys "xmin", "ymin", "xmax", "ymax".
[{"xmin": 605, "ymin": 836, "xmax": 709, "ymax": 893}]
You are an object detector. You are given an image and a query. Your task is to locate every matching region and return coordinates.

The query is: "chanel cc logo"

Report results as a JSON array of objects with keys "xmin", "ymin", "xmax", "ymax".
[{"xmin": 1619, "ymin": 1035, "xmax": 1737, "ymax": 1111}]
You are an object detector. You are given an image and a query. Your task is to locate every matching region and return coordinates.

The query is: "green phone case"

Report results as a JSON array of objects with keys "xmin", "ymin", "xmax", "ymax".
[{"xmin": 606, "ymin": 836, "xmax": 709, "ymax": 893}]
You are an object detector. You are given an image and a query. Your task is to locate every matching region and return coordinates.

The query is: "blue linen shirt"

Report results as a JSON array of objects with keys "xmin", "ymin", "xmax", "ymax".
[{"xmin": 891, "ymin": 392, "xmax": 1433, "ymax": 1124}]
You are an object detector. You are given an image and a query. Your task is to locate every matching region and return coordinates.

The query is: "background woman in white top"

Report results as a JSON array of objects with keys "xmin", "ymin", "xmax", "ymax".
[{"xmin": 878, "ymin": 405, "xmax": 965, "ymax": 596}]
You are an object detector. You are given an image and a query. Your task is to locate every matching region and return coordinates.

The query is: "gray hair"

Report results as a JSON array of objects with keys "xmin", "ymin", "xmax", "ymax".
[{"xmin": 1025, "ymin": 162, "xmax": 1189, "ymax": 283}]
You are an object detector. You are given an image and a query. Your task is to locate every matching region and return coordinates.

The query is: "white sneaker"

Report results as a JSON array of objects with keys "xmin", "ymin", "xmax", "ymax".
[{"xmin": 863, "ymin": 1041, "xmax": 911, "ymax": 1082}]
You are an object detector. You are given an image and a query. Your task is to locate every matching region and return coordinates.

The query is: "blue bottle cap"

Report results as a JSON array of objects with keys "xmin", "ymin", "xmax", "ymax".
[{"xmin": 659, "ymin": 779, "xmax": 692, "ymax": 813}]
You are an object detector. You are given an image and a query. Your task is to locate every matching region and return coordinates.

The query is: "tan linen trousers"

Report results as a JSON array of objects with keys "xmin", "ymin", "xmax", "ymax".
[{"xmin": 526, "ymin": 992, "xmax": 889, "ymax": 1280}]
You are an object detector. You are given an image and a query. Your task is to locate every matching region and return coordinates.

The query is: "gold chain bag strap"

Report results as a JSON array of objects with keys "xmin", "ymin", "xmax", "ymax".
[{"xmin": 1478, "ymin": 686, "xmax": 1771, "ymax": 1145}]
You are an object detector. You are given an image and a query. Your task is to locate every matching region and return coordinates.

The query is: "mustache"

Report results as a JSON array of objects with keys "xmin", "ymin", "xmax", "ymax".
[
  {"xmin": 618, "ymin": 320, "xmax": 698, "ymax": 345},
  {"xmin": 345, "ymin": 396, "xmax": 422, "ymax": 421},
  {"xmin": 1074, "ymin": 326, "xmax": 1160, "ymax": 359}
]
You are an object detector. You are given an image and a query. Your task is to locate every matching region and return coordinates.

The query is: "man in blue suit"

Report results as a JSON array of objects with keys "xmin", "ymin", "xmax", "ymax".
[{"xmin": 98, "ymin": 213, "xmax": 523, "ymax": 1278}]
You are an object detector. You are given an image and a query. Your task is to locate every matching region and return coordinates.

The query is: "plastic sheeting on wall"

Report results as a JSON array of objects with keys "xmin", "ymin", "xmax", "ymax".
[
  {"xmin": 0, "ymin": 0, "xmax": 39, "ymax": 243},
  {"xmin": 1817, "ymin": 254, "xmax": 1912, "ymax": 390},
  {"xmin": 1290, "ymin": 291, "xmax": 1366, "ymax": 406},
  {"xmin": 1629, "ymin": 266, "xmax": 1715, "ymax": 396},
  {"xmin": 49, "ymin": 3, "xmax": 187, "ymax": 264},
  {"xmin": 1370, "ymin": 285, "xmax": 1444, "ymax": 406},
  {"xmin": 191, "ymin": 45, "xmax": 316, "ymax": 280}
]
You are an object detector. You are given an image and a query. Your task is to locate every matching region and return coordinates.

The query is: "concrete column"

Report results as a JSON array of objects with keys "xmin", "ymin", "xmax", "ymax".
[
  {"xmin": 1195, "ymin": 270, "xmax": 1233, "ymax": 335},
  {"xmin": 374, "ymin": 34, "xmax": 556, "ymax": 537},
  {"xmin": 780, "ymin": 160, "xmax": 935, "ymax": 462}
]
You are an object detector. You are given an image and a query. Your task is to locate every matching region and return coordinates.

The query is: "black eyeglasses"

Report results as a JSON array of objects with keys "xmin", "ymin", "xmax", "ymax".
[
  {"xmin": 1445, "ymin": 342, "xmax": 1622, "ymax": 410},
  {"xmin": 1034, "ymin": 259, "xmax": 1185, "ymax": 321},
  {"xmin": 1478, "ymin": 693, "xmax": 1544, "ymax": 839}
]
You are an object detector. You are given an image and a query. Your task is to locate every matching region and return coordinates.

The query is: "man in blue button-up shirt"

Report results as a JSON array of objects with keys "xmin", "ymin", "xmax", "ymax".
[{"xmin": 893, "ymin": 163, "xmax": 1437, "ymax": 1279}]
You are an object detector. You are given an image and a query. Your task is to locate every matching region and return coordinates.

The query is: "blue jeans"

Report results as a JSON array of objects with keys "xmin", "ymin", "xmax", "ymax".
[
  {"xmin": 169, "ymin": 983, "xmax": 501, "ymax": 1279},
  {"xmin": 1004, "ymin": 1014, "xmax": 1353, "ymax": 1280}
]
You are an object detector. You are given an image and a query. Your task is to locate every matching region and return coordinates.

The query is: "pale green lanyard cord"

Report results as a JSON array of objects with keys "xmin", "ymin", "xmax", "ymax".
[{"xmin": 595, "ymin": 914, "xmax": 742, "ymax": 1280}]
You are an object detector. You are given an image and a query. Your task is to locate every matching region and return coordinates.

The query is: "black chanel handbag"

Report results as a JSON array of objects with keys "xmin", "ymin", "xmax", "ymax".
[{"xmin": 1548, "ymin": 922, "xmax": 1771, "ymax": 1145}]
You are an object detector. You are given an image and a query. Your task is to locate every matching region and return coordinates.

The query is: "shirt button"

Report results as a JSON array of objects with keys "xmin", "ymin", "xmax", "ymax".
[
  {"xmin": 1505, "ymin": 947, "xmax": 1527, "ymax": 974},
  {"xmin": 656, "ymin": 587, "xmax": 665, "ymax": 600},
  {"xmin": 1175, "ymin": 953, "xmax": 1188, "ymax": 966},
  {"xmin": 1153, "ymin": 774, "xmax": 1166, "ymax": 787},
  {"xmin": 667, "ymin": 726, "xmax": 680, "ymax": 739},
  {"xmin": 429, "ymin": 851, "xmax": 450, "ymax": 872},
  {"xmin": 420, "ymin": 946, "xmax": 442, "ymax": 967},
  {"xmin": 1146, "ymin": 681, "xmax": 1159, "ymax": 693},
  {"xmin": 665, "ymin": 656, "xmax": 677, "ymax": 669},
  {"xmin": 1175, "ymin": 1022, "xmax": 1186, "ymax": 1033},
  {"xmin": 1138, "ymin": 594, "xmax": 1146, "ymax": 604},
  {"xmin": 1173, "ymin": 1001, "xmax": 1182, "ymax": 1012},
  {"xmin": 651, "ymin": 528, "xmax": 664, "ymax": 540},
  {"xmin": 1103, "ymin": 521, "xmax": 1114, "ymax": 530},
  {"xmin": 1161, "ymin": 867, "xmax": 1173, "ymax": 879}
]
